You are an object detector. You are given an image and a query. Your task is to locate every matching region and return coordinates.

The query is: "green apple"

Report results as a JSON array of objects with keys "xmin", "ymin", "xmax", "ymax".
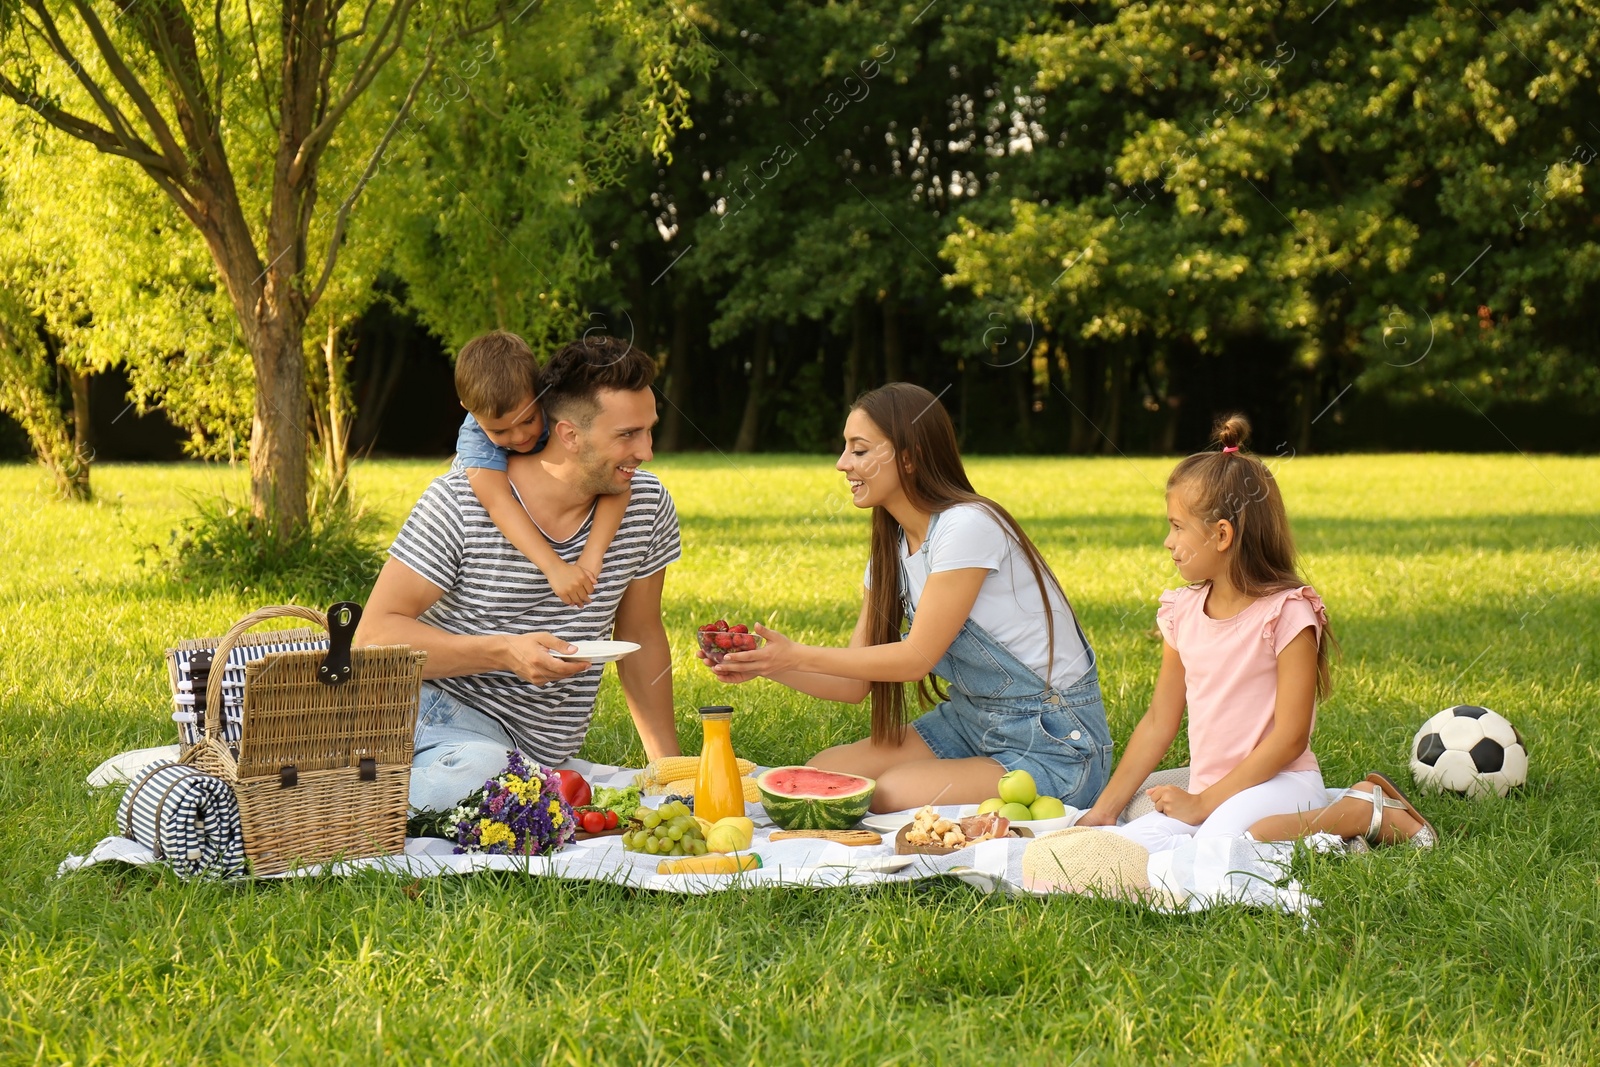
[
  {"xmin": 1029, "ymin": 795, "xmax": 1067, "ymax": 820},
  {"xmin": 976, "ymin": 797, "xmax": 1006, "ymax": 815},
  {"xmin": 998, "ymin": 802, "xmax": 1035, "ymax": 823},
  {"xmin": 996, "ymin": 769, "xmax": 1038, "ymax": 807}
]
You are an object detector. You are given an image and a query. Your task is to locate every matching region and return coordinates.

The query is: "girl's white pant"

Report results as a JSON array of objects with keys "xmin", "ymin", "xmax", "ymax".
[{"xmin": 1107, "ymin": 769, "xmax": 1329, "ymax": 853}]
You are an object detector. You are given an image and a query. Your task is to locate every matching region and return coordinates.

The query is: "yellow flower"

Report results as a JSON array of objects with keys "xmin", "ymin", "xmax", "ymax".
[
  {"xmin": 478, "ymin": 820, "xmax": 515, "ymax": 849},
  {"xmin": 505, "ymin": 775, "xmax": 541, "ymax": 803}
]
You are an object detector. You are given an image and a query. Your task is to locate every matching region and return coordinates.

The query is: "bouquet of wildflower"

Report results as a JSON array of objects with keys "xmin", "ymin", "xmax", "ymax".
[{"xmin": 451, "ymin": 750, "xmax": 576, "ymax": 856}]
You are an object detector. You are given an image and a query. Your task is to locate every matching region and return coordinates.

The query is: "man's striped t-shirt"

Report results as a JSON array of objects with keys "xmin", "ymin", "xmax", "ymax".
[{"xmin": 387, "ymin": 468, "xmax": 681, "ymax": 764}]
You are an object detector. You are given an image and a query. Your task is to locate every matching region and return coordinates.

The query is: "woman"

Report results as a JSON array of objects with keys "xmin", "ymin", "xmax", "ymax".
[{"xmin": 704, "ymin": 383, "xmax": 1113, "ymax": 812}]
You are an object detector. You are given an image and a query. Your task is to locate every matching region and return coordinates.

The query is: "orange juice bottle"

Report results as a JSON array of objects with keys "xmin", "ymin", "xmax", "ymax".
[{"xmin": 694, "ymin": 706, "xmax": 744, "ymax": 822}]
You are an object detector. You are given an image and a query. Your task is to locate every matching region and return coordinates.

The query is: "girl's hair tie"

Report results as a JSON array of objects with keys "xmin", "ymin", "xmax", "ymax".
[{"xmin": 1222, "ymin": 445, "xmax": 1239, "ymax": 453}]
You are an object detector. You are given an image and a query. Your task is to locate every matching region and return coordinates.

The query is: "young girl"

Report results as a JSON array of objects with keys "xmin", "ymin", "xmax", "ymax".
[
  {"xmin": 704, "ymin": 383, "xmax": 1112, "ymax": 813},
  {"xmin": 1076, "ymin": 416, "xmax": 1435, "ymax": 851}
]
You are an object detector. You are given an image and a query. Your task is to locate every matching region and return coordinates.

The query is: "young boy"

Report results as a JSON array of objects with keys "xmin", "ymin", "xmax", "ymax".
[{"xmin": 453, "ymin": 331, "xmax": 627, "ymax": 607}]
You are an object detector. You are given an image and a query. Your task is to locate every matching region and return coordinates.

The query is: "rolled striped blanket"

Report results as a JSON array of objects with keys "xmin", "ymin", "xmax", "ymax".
[{"xmin": 116, "ymin": 761, "xmax": 245, "ymax": 878}]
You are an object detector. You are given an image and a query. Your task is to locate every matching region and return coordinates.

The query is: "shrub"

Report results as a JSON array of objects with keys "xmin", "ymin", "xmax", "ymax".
[{"xmin": 149, "ymin": 479, "xmax": 385, "ymax": 602}]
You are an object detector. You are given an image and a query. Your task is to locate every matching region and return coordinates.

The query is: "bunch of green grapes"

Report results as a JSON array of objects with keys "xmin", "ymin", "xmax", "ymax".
[{"xmin": 620, "ymin": 801, "xmax": 709, "ymax": 857}]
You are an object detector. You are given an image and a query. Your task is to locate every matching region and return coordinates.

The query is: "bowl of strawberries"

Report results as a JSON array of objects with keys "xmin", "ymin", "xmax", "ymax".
[{"xmin": 697, "ymin": 619, "xmax": 763, "ymax": 664}]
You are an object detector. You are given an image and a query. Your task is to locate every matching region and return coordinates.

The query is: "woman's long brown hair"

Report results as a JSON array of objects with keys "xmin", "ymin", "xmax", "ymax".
[
  {"xmin": 1167, "ymin": 414, "xmax": 1338, "ymax": 699},
  {"xmin": 855, "ymin": 383, "xmax": 1072, "ymax": 744}
]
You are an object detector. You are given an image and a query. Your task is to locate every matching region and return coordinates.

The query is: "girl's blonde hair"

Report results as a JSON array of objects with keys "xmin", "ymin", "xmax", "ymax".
[{"xmin": 1168, "ymin": 414, "xmax": 1337, "ymax": 699}]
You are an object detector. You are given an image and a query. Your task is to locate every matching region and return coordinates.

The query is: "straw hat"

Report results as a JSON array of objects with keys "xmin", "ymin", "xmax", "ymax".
[{"xmin": 1021, "ymin": 827, "xmax": 1152, "ymax": 897}]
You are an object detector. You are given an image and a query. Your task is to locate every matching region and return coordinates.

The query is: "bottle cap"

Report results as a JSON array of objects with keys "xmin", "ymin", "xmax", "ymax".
[{"xmin": 698, "ymin": 705, "xmax": 734, "ymax": 721}]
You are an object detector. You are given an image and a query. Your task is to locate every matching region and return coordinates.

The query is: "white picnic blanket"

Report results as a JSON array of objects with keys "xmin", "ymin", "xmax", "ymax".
[{"xmin": 67, "ymin": 752, "xmax": 1340, "ymax": 914}]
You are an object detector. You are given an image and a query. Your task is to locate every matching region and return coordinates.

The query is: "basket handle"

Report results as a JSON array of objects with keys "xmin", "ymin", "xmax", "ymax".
[{"xmin": 202, "ymin": 605, "xmax": 329, "ymax": 742}]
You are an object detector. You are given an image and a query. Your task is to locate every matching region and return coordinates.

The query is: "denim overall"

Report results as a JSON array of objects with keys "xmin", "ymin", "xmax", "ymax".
[{"xmin": 902, "ymin": 513, "xmax": 1114, "ymax": 808}]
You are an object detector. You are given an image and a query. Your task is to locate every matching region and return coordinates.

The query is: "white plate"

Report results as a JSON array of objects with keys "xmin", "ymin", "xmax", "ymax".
[
  {"xmin": 549, "ymin": 640, "xmax": 641, "ymax": 664},
  {"xmin": 958, "ymin": 804, "xmax": 1082, "ymax": 835}
]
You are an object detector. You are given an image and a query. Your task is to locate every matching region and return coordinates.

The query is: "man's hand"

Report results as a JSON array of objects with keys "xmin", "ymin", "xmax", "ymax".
[{"xmin": 501, "ymin": 632, "xmax": 591, "ymax": 684}]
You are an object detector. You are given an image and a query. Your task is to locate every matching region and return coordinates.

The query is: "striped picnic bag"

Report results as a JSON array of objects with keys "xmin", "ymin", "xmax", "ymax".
[{"xmin": 178, "ymin": 603, "xmax": 427, "ymax": 876}]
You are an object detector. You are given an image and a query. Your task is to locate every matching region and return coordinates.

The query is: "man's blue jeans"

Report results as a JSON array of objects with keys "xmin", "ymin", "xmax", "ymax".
[{"xmin": 410, "ymin": 683, "xmax": 518, "ymax": 812}]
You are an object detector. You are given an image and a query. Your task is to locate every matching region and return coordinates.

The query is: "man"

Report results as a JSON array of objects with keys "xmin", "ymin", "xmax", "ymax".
[{"xmin": 357, "ymin": 334, "xmax": 681, "ymax": 811}]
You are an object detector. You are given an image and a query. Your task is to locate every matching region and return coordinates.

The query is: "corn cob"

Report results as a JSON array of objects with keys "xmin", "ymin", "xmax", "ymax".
[
  {"xmin": 657, "ymin": 853, "xmax": 761, "ymax": 875},
  {"xmin": 635, "ymin": 756, "xmax": 757, "ymax": 790},
  {"xmin": 635, "ymin": 756, "xmax": 701, "ymax": 787}
]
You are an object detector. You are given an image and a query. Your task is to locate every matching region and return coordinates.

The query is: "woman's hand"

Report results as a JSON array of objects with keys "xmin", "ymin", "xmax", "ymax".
[
  {"xmin": 1146, "ymin": 785, "xmax": 1208, "ymax": 826},
  {"xmin": 719, "ymin": 624, "xmax": 802, "ymax": 676},
  {"xmin": 1073, "ymin": 808, "xmax": 1118, "ymax": 828},
  {"xmin": 697, "ymin": 646, "xmax": 761, "ymax": 684}
]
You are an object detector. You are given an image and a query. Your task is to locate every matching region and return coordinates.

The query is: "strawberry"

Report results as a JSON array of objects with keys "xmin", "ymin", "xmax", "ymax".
[
  {"xmin": 713, "ymin": 620, "xmax": 729, "ymax": 632},
  {"xmin": 729, "ymin": 624, "xmax": 748, "ymax": 634},
  {"xmin": 714, "ymin": 634, "xmax": 734, "ymax": 650}
]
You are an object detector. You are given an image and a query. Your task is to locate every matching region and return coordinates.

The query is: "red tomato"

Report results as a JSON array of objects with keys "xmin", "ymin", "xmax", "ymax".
[
  {"xmin": 580, "ymin": 810, "xmax": 606, "ymax": 834},
  {"xmin": 603, "ymin": 809, "xmax": 620, "ymax": 830},
  {"xmin": 554, "ymin": 769, "xmax": 592, "ymax": 808}
]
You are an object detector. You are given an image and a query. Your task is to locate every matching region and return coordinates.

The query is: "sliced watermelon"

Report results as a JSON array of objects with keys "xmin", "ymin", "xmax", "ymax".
[{"xmin": 756, "ymin": 766, "xmax": 876, "ymax": 830}]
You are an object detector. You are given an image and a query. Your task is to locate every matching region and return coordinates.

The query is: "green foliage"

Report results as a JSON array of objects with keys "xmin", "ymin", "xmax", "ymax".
[
  {"xmin": 1, "ymin": 455, "xmax": 1598, "ymax": 1062},
  {"xmin": 375, "ymin": 1, "xmax": 715, "ymax": 353},
  {"xmin": 942, "ymin": 0, "xmax": 1600, "ymax": 418},
  {"xmin": 148, "ymin": 480, "xmax": 387, "ymax": 603},
  {"xmin": 0, "ymin": 128, "xmax": 251, "ymax": 459}
]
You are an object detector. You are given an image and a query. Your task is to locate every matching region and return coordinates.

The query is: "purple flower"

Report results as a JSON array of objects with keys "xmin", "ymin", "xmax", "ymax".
[{"xmin": 454, "ymin": 750, "xmax": 574, "ymax": 857}]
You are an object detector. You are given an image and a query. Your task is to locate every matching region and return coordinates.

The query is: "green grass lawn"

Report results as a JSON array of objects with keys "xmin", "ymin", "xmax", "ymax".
[{"xmin": 2, "ymin": 453, "xmax": 1598, "ymax": 1065}]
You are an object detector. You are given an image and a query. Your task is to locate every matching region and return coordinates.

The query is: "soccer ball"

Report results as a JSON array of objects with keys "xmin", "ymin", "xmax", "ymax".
[{"xmin": 1410, "ymin": 705, "xmax": 1528, "ymax": 798}]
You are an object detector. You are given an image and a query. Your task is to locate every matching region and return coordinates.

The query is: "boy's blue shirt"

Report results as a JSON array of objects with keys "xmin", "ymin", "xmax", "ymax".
[{"xmin": 454, "ymin": 411, "xmax": 551, "ymax": 472}]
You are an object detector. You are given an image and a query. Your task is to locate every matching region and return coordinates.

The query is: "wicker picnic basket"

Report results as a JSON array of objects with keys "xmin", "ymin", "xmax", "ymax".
[{"xmin": 180, "ymin": 604, "xmax": 427, "ymax": 876}]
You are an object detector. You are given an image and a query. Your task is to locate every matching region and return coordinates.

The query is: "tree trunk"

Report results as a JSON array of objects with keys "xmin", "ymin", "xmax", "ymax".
[
  {"xmin": 1012, "ymin": 359, "xmax": 1032, "ymax": 447},
  {"xmin": 1100, "ymin": 347, "xmax": 1128, "ymax": 455},
  {"xmin": 659, "ymin": 292, "xmax": 693, "ymax": 452},
  {"xmin": 67, "ymin": 367, "xmax": 93, "ymax": 498},
  {"xmin": 734, "ymin": 322, "xmax": 771, "ymax": 453},
  {"xmin": 1066, "ymin": 348, "xmax": 1097, "ymax": 454},
  {"xmin": 1160, "ymin": 393, "xmax": 1183, "ymax": 453},
  {"xmin": 351, "ymin": 335, "xmax": 408, "ymax": 454},
  {"xmin": 881, "ymin": 288, "xmax": 903, "ymax": 383},
  {"xmin": 247, "ymin": 313, "xmax": 311, "ymax": 529},
  {"xmin": 844, "ymin": 297, "xmax": 868, "ymax": 405},
  {"xmin": 1296, "ymin": 371, "xmax": 1315, "ymax": 455},
  {"xmin": 322, "ymin": 319, "xmax": 351, "ymax": 492}
]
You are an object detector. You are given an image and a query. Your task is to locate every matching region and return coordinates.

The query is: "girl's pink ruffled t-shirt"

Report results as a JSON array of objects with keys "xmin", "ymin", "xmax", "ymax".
[{"xmin": 1157, "ymin": 584, "xmax": 1327, "ymax": 793}]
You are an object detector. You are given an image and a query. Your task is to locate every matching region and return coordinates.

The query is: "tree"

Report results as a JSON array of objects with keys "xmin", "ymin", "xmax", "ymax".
[
  {"xmin": 942, "ymin": 1, "xmax": 1600, "ymax": 451},
  {"xmin": 0, "ymin": 0, "xmax": 508, "ymax": 529},
  {"xmin": 380, "ymin": 2, "xmax": 710, "ymax": 355},
  {"xmin": 0, "ymin": 282, "xmax": 86, "ymax": 496},
  {"xmin": 0, "ymin": 123, "xmax": 243, "ymax": 493},
  {"xmin": 579, "ymin": 0, "xmax": 1053, "ymax": 452}
]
